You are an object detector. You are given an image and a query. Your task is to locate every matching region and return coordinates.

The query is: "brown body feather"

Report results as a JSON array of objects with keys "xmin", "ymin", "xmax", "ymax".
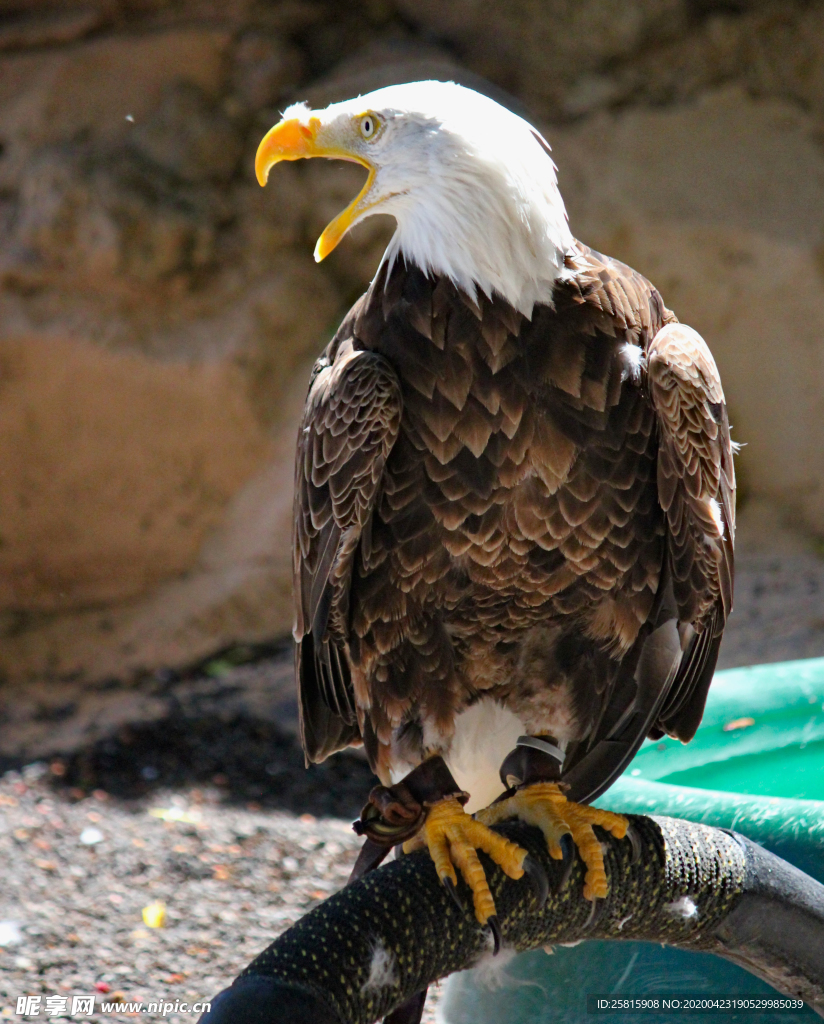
[{"xmin": 293, "ymin": 242, "xmax": 735, "ymax": 803}]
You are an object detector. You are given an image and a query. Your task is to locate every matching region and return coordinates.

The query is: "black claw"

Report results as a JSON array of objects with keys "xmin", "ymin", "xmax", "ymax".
[
  {"xmin": 487, "ymin": 914, "xmax": 502, "ymax": 955},
  {"xmin": 626, "ymin": 823, "xmax": 641, "ymax": 864},
  {"xmin": 523, "ymin": 854, "xmax": 549, "ymax": 907},
  {"xmin": 441, "ymin": 876, "xmax": 465, "ymax": 913},
  {"xmin": 557, "ymin": 833, "xmax": 576, "ymax": 891},
  {"xmin": 583, "ymin": 897, "xmax": 603, "ymax": 931}
]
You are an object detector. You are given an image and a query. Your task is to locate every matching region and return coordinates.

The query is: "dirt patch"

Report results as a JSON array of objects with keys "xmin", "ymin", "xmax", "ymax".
[{"xmin": 51, "ymin": 715, "xmax": 373, "ymax": 821}]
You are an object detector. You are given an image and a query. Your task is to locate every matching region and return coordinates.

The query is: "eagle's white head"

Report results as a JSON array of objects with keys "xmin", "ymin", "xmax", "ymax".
[{"xmin": 256, "ymin": 81, "xmax": 574, "ymax": 316}]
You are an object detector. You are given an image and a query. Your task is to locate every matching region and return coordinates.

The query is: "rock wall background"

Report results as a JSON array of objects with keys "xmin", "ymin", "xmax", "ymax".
[{"xmin": 1, "ymin": 0, "xmax": 824, "ymax": 691}]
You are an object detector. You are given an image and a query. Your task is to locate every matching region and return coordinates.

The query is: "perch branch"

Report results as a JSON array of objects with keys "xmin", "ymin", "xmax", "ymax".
[{"xmin": 200, "ymin": 815, "xmax": 824, "ymax": 1023}]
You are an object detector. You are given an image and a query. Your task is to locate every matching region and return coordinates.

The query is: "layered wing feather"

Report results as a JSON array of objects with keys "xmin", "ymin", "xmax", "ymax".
[
  {"xmin": 554, "ymin": 249, "xmax": 736, "ymax": 802},
  {"xmin": 647, "ymin": 322, "xmax": 736, "ymax": 741},
  {"xmin": 294, "ymin": 317, "xmax": 403, "ymax": 763}
]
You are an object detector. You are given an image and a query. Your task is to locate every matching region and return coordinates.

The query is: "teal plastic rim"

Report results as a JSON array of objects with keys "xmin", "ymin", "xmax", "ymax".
[{"xmin": 595, "ymin": 657, "xmax": 824, "ymax": 882}]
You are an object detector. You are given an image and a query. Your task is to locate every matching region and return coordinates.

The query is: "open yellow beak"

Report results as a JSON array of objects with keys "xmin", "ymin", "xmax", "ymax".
[{"xmin": 255, "ymin": 116, "xmax": 376, "ymax": 262}]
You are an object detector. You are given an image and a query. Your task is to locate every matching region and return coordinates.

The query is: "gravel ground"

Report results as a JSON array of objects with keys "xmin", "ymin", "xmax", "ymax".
[
  {"xmin": 0, "ymin": 765, "xmax": 369, "ymax": 1022},
  {"xmin": 2, "ymin": 499, "xmax": 823, "ymax": 1023}
]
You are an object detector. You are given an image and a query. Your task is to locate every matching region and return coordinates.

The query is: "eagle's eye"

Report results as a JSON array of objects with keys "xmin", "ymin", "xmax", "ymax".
[{"xmin": 359, "ymin": 113, "xmax": 378, "ymax": 139}]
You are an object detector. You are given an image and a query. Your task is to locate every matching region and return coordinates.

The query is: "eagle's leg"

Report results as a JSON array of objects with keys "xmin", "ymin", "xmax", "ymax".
[
  {"xmin": 476, "ymin": 737, "xmax": 629, "ymax": 902},
  {"xmin": 353, "ymin": 760, "xmax": 472, "ymax": 1024},
  {"xmin": 353, "ymin": 755, "xmax": 457, "ymax": 849},
  {"xmin": 355, "ymin": 756, "xmax": 529, "ymax": 939}
]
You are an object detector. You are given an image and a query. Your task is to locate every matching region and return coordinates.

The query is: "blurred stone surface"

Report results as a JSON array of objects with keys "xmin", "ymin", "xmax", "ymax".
[
  {"xmin": 392, "ymin": 0, "xmax": 690, "ymax": 114},
  {"xmin": 0, "ymin": 20, "xmax": 339, "ymax": 686},
  {"xmin": 0, "ymin": 0, "xmax": 822, "ymax": 693},
  {"xmin": 130, "ymin": 81, "xmax": 245, "ymax": 185},
  {"xmin": 231, "ymin": 31, "xmax": 306, "ymax": 110}
]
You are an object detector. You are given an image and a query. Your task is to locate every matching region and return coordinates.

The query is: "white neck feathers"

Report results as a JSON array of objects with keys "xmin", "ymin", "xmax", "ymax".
[{"xmin": 373, "ymin": 85, "xmax": 575, "ymax": 315}]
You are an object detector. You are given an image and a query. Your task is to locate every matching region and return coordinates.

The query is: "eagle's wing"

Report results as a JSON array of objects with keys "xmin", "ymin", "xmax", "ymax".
[
  {"xmin": 294, "ymin": 313, "xmax": 403, "ymax": 763},
  {"xmin": 646, "ymin": 322, "xmax": 736, "ymax": 742},
  {"xmin": 557, "ymin": 249, "xmax": 735, "ymax": 803}
]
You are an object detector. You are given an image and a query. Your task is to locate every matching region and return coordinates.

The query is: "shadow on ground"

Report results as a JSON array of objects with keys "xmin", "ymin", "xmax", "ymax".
[
  {"xmin": 1, "ymin": 641, "xmax": 376, "ymax": 820},
  {"xmin": 50, "ymin": 715, "xmax": 376, "ymax": 819}
]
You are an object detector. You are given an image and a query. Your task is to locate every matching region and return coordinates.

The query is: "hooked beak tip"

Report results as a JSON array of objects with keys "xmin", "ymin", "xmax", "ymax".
[{"xmin": 255, "ymin": 117, "xmax": 318, "ymax": 187}]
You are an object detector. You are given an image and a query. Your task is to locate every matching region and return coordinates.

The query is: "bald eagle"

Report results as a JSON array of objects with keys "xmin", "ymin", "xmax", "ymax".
[{"xmin": 256, "ymin": 80, "xmax": 735, "ymax": 949}]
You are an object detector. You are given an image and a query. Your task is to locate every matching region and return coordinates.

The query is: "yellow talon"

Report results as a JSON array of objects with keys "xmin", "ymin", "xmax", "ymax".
[
  {"xmin": 403, "ymin": 795, "xmax": 527, "ymax": 925},
  {"xmin": 476, "ymin": 782, "xmax": 627, "ymax": 902}
]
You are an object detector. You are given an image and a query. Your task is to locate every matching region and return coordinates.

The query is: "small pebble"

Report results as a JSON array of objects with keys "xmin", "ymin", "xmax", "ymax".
[
  {"xmin": 0, "ymin": 921, "xmax": 22, "ymax": 946},
  {"xmin": 142, "ymin": 901, "xmax": 167, "ymax": 928}
]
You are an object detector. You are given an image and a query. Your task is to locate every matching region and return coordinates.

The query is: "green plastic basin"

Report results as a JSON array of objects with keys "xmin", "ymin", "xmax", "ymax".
[{"xmin": 442, "ymin": 658, "xmax": 824, "ymax": 1023}]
